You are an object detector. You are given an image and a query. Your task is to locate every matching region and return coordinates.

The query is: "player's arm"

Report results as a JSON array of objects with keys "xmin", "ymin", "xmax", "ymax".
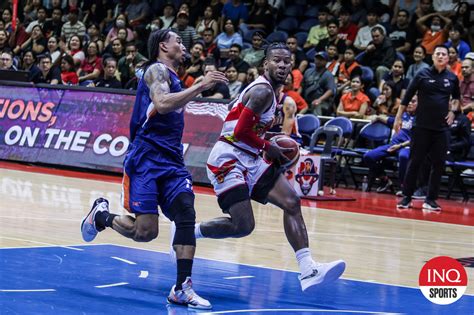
[
  {"xmin": 282, "ymin": 95, "xmax": 297, "ymax": 136},
  {"xmin": 145, "ymin": 63, "xmax": 227, "ymax": 114}
]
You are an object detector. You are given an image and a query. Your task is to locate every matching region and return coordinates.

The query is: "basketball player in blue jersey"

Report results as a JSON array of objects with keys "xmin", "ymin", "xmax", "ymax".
[
  {"xmin": 172, "ymin": 43, "xmax": 346, "ymax": 293},
  {"xmin": 80, "ymin": 29, "xmax": 227, "ymax": 310}
]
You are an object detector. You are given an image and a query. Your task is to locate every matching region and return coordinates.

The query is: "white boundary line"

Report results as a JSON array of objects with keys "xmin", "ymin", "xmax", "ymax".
[
  {"xmin": 95, "ymin": 282, "xmax": 128, "ymax": 289},
  {"xmin": 111, "ymin": 256, "xmax": 136, "ymax": 265},
  {"xmin": 0, "ymin": 289, "xmax": 56, "ymax": 292},
  {"xmin": 224, "ymin": 276, "xmax": 254, "ymax": 280},
  {"xmin": 0, "ymin": 236, "xmax": 83, "ymax": 251},
  {"xmin": 200, "ymin": 309, "xmax": 402, "ymax": 315}
]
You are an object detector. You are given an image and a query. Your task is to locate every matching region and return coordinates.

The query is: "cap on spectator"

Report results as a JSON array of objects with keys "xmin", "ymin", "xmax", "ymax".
[
  {"xmin": 315, "ymin": 51, "xmax": 329, "ymax": 61},
  {"xmin": 465, "ymin": 52, "xmax": 474, "ymax": 60},
  {"xmin": 177, "ymin": 10, "xmax": 189, "ymax": 18}
]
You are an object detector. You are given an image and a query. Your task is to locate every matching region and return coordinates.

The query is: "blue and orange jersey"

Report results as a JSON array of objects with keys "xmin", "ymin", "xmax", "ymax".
[{"xmin": 129, "ymin": 62, "xmax": 184, "ymax": 159}]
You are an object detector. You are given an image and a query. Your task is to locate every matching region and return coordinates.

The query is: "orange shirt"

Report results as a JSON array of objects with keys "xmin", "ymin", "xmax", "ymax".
[
  {"xmin": 292, "ymin": 69, "xmax": 303, "ymax": 90},
  {"xmin": 286, "ymin": 90, "xmax": 308, "ymax": 112},
  {"xmin": 449, "ymin": 60, "xmax": 462, "ymax": 81},
  {"xmin": 341, "ymin": 90, "xmax": 369, "ymax": 112},
  {"xmin": 421, "ymin": 30, "xmax": 447, "ymax": 55}
]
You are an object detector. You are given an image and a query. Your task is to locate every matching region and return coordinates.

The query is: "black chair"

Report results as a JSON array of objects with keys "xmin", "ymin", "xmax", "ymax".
[{"xmin": 277, "ymin": 17, "xmax": 299, "ymax": 33}]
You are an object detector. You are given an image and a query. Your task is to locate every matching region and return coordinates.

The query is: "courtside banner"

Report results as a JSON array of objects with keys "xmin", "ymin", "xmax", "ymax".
[{"xmin": 0, "ymin": 84, "xmax": 228, "ymax": 184}]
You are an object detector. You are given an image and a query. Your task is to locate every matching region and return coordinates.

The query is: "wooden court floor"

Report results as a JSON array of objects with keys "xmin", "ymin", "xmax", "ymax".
[{"xmin": 0, "ymin": 164, "xmax": 473, "ymax": 297}]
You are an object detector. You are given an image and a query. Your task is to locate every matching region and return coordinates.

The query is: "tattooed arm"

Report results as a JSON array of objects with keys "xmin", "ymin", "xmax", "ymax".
[{"xmin": 145, "ymin": 63, "xmax": 228, "ymax": 114}]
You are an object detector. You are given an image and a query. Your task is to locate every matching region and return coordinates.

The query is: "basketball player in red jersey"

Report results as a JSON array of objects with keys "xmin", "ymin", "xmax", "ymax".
[{"xmin": 173, "ymin": 43, "xmax": 346, "ymax": 292}]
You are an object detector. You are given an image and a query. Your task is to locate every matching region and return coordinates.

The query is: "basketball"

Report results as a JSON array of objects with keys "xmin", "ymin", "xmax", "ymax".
[{"xmin": 265, "ymin": 134, "xmax": 300, "ymax": 169}]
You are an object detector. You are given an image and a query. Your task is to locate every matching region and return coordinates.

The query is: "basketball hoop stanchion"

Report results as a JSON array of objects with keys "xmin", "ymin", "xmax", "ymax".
[{"xmin": 12, "ymin": 0, "xmax": 18, "ymax": 31}]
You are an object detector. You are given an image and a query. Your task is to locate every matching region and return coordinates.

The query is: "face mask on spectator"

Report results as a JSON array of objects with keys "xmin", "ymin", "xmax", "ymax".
[
  {"xmin": 431, "ymin": 25, "xmax": 441, "ymax": 32},
  {"xmin": 116, "ymin": 19, "xmax": 126, "ymax": 28}
]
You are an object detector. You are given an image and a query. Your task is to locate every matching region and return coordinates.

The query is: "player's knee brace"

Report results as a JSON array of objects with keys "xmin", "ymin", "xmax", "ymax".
[{"xmin": 171, "ymin": 193, "xmax": 196, "ymax": 246}]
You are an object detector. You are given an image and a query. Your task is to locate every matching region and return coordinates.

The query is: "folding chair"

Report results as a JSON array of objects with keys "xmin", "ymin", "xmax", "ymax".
[{"xmin": 297, "ymin": 115, "xmax": 320, "ymax": 147}]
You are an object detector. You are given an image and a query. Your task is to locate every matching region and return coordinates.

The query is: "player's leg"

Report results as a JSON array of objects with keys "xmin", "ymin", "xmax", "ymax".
[{"xmin": 265, "ymin": 172, "xmax": 346, "ymax": 291}]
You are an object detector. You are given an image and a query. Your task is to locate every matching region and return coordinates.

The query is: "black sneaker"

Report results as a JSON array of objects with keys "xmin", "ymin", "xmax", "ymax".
[
  {"xmin": 397, "ymin": 196, "xmax": 412, "ymax": 209},
  {"xmin": 376, "ymin": 178, "xmax": 393, "ymax": 193},
  {"xmin": 422, "ymin": 199, "xmax": 441, "ymax": 211},
  {"xmin": 413, "ymin": 188, "xmax": 427, "ymax": 200}
]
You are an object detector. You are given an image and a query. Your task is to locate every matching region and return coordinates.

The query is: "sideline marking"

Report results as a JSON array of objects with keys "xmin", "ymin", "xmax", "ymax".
[
  {"xmin": 111, "ymin": 256, "xmax": 136, "ymax": 265},
  {"xmin": 95, "ymin": 282, "xmax": 128, "ymax": 289},
  {"xmin": 200, "ymin": 309, "xmax": 402, "ymax": 314},
  {"xmin": 0, "ymin": 236, "xmax": 83, "ymax": 251},
  {"xmin": 0, "ymin": 289, "xmax": 56, "ymax": 292},
  {"xmin": 224, "ymin": 276, "xmax": 254, "ymax": 280}
]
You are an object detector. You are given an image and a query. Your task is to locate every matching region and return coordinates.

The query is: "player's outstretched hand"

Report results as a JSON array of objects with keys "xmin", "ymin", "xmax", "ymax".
[
  {"xmin": 265, "ymin": 143, "xmax": 291, "ymax": 164},
  {"xmin": 200, "ymin": 71, "xmax": 228, "ymax": 91}
]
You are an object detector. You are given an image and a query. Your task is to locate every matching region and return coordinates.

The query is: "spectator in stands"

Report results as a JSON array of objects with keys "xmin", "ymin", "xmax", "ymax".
[
  {"xmin": 118, "ymin": 42, "xmax": 147, "ymax": 87},
  {"xmin": 0, "ymin": 30, "xmax": 10, "ymax": 52},
  {"xmin": 290, "ymin": 53, "xmax": 303, "ymax": 94},
  {"xmin": 379, "ymin": 59, "xmax": 409, "ymax": 100},
  {"xmin": 195, "ymin": 62, "xmax": 230, "ymax": 99},
  {"xmin": 364, "ymin": 95, "xmax": 417, "ymax": 193},
  {"xmin": 337, "ymin": 46, "xmax": 361, "ymax": 94},
  {"xmin": 60, "ymin": 54, "xmax": 78, "ymax": 85},
  {"xmin": 338, "ymin": 7, "xmax": 358, "ymax": 47},
  {"xmin": 286, "ymin": 36, "xmax": 308, "ymax": 74},
  {"xmin": 303, "ymin": 51, "xmax": 336, "ymax": 116},
  {"xmin": 0, "ymin": 19, "xmax": 5, "ymax": 30},
  {"xmin": 86, "ymin": 23, "xmax": 104, "ymax": 53},
  {"xmin": 186, "ymin": 41, "xmax": 205, "ymax": 79},
  {"xmin": 304, "ymin": 6, "xmax": 330, "ymax": 51},
  {"xmin": 349, "ymin": 0, "xmax": 368, "ymax": 27},
  {"xmin": 177, "ymin": 62, "xmax": 195, "ymax": 88},
  {"xmin": 171, "ymin": 10, "xmax": 199, "ymax": 52},
  {"xmin": 326, "ymin": 43, "xmax": 340, "ymax": 76},
  {"xmin": 20, "ymin": 25, "xmax": 47, "ymax": 55},
  {"xmin": 316, "ymin": 20, "xmax": 346, "ymax": 57},
  {"xmin": 125, "ymin": 0, "xmax": 151, "ymax": 29},
  {"xmin": 271, "ymin": 91, "xmax": 302, "ymax": 143},
  {"xmin": 43, "ymin": 8, "xmax": 63, "ymax": 38},
  {"xmin": 46, "ymin": 36, "xmax": 61, "ymax": 66},
  {"xmin": 389, "ymin": 9, "xmax": 415, "ymax": 55},
  {"xmin": 239, "ymin": 66, "xmax": 259, "ymax": 92},
  {"xmin": 225, "ymin": 63, "xmax": 242, "ymax": 99},
  {"xmin": 0, "ymin": 51, "xmax": 17, "ymax": 70},
  {"xmin": 447, "ymin": 111, "xmax": 471, "ymax": 161},
  {"xmin": 93, "ymin": 57, "xmax": 121, "ymax": 89},
  {"xmin": 21, "ymin": 50, "xmax": 40, "ymax": 80},
  {"xmin": 61, "ymin": 8, "xmax": 86, "ymax": 43},
  {"xmin": 416, "ymin": 13, "xmax": 451, "ymax": 56},
  {"xmin": 240, "ymin": 0, "xmax": 274, "ymax": 36},
  {"xmin": 337, "ymin": 74, "xmax": 369, "ymax": 119},
  {"xmin": 282, "ymin": 72, "xmax": 308, "ymax": 114},
  {"xmin": 411, "ymin": 0, "xmax": 435, "ymax": 42},
  {"xmin": 215, "ymin": 18, "xmax": 243, "ymax": 58},
  {"xmin": 160, "ymin": 2, "xmax": 176, "ymax": 29},
  {"xmin": 391, "ymin": 0, "xmax": 418, "ymax": 25},
  {"xmin": 78, "ymin": 41, "xmax": 103, "ymax": 86},
  {"xmin": 108, "ymin": 38, "xmax": 125, "ymax": 62},
  {"xmin": 31, "ymin": 54, "xmax": 60, "ymax": 84},
  {"xmin": 241, "ymin": 31, "xmax": 265, "ymax": 68},
  {"xmin": 105, "ymin": 15, "xmax": 134, "ymax": 48},
  {"xmin": 221, "ymin": 0, "xmax": 248, "ymax": 30},
  {"xmin": 201, "ymin": 28, "xmax": 221, "ymax": 66},
  {"xmin": 2, "ymin": 8, "xmax": 13, "ymax": 33},
  {"xmin": 460, "ymin": 59, "xmax": 474, "ymax": 114},
  {"xmin": 66, "ymin": 35, "xmax": 85, "ymax": 66},
  {"xmin": 445, "ymin": 24, "xmax": 471, "ymax": 60},
  {"xmin": 406, "ymin": 45, "xmax": 430, "ymax": 80},
  {"xmin": 354, "ymin": 8, "xmax": 385, "ymax": 52},
  {"xmin": 448, "ymin": 46, "xmax": 462, "ymax": 79},
  {"xmin": 220, "ymin": 44, "xmax": 249, "ymax": 83},
  {"xmin": 9, "ymin": 21, "xmax": 30, "ymax": 55},
  {"xmin": 361, "ymin": 26, "xmax": 396, "ymax": 86},
  {"xmin": 373, "ymin": 80, "xmax": 400, "ymax": 116},
  {"xmin": 196, "ymin": 6, "xmax": 219, "ymax": 37},
  {"xmin": 123, "ymin": 60, "xmax": 146, "ymax": 90},
  {"xmin": 453, "ymin": 2, "xmax": 471, "ymax": 39},
  {"xmin": 25, "ymin": 6, "xmax": 48, "ymax": 34}
]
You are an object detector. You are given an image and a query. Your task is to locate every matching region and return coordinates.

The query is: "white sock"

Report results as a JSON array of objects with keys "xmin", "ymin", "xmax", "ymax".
[
  {"xmin": 195, "ymin": 222, "xmax": 204, "ymax": 239},
  {"xmin": 296, "ymin": 248, "xmax": 314, "ymax": 275}
]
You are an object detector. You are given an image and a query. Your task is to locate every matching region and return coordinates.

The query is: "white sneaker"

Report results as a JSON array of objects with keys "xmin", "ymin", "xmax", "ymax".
[
  {"xmin": 167, "ymin": 277, "xmax": 212, "ymax": 310},
  {"xmin": 169, "ymin": 221, "xmax": 177, "ymax": 264},
  {"xmin": 80, "ymin": 198, "xmax": 109, "ymax": 242},
  {"xmin": 299, "ymin": 260, "xmax": 346, "ymax": 291}
]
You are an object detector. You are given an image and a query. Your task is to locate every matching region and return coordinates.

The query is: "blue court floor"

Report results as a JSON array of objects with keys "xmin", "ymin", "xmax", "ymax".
[{"xmin": 0, "ymin": 244, "xmax": 472, "ymax": 314}]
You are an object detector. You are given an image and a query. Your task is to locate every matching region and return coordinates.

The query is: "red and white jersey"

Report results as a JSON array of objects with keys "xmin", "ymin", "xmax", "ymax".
[{"xmin": 220, "ymin": 75, "xmax": 277, "ymax": 155}]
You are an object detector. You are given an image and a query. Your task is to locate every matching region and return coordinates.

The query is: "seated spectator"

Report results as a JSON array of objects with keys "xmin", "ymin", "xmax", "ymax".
[
  {"xmin": 61, "ymin": 8, "xmax": 86, "ymax": 43},
  {"xmin": 2, "ymin": 8, "xmax": 14, "ymax": 33},
  {"xmin": 118, "ymin": 42, "xmax": 147, "ymax": 87},
  {"xmin": 195, "ymin": 61, "xmax": 230, "ymax": 99},
  {"xmin": 171, "ymin": 10, "xmax": 199, "ymax": 52},
  {"xmin": 125, "ymin": 0, "xmax": 151, "ymax": 29},
  {"xmin": 406, "ymin": 45, "xmax": 430, "ymax": 80},
  {"xmin": 0, "ymin": 30, "xmax": 9, "ymax": 52},
  {"xmin": 195, "ymin": 5, "xmax": 219, "ymax": 37},
  {"xmin": 302, "ymin": 51, "xmax": 336, "ymax": 116},
  {"xmin": 219, "ymin": 44, "xmax": 249, "ymax": 83},
  {"xmin": 124, "ymin": 60, "xmax": 146, "ymax": 90},
  {"xmin": 354, "ymin": 8, "xmax": 385, "ymax": 52},
  {"xmin": 460, "ymin": 59, "xmax": 473, "ymax": 116},
  {"xmin": 215, "ymin": 18, "xmax": 243, "ymax": 58},
  {"xmin": 160, "ymin": 2, "xmax": 176, "ymax": 29},
  {"xmin": 20, "ymin": 25, "xmax": 47, "ymax": 55},
  {"xmin": 336, "ymin": 75, "xmax": 369, "ymax": 119},
  {"xmin": 31, "ymin": 54, "xmax": 61, "ymax": 84},
  {"xmin": 105, "ymin": 15, "xmax": 134, "ymax": 48},
  {"xmin": 282, "ymin": 72, "xmax": 308, "ymax": 114},
  {"xmin": 240, "ymin": 66, "xmax": 259, "ymax": 92},
  {"xmin": 77, "ymin": 41, "xmax": 102, "ymax": 85},
  {"xmin": 290, "ymin": 53, "xmax": 303, "ymax": 95},
  {"xmin": 9, "ymin": 20, "xmax": 29, "ymax": 55},
  {"xmin": 453, "ymin": 1, "xmax": 471, "ymax": 36},
  {"xmin": 316, "ymin": 20, "xmax": 347, "ymax": 57},
  {"xmin": 201, "ymin": 28, "xmax": 221, "ymax": 66},
  {"xmin": 86, "ymin": 23, "xmax": 104, "ymax": 53},
  {"xmin": 241, "ymin": 31, "xmax": 265, "ymax": 68},
  {"xmin": 20, "ymin": 50, "xmax": 40, "ymax": 80},
  {"xmin": 225, "ymin": 63, "xmax": 242, "ymax": 99},
  {"xmin": 60, "ymin": 54, "xmax": 78, "ymax": 85},
  {"xmin": 65, "ymin": 35, "xmax": 85, "ymax": 66},
  {"xmin": 445, "ymin": 24, "xmax": 470, "ymax": 60},
  {"xmin": 286, "ymin": 36, "xmax": 308, "ymax": 74},
  {"xmin": 349, "ymin": 0, "xmax": 368, "ymax": 27},
  {"xmin": 185, "ymin": 41, "xmax": 204, "ymax": 79},
  {"xmin": 93, "ymin": 58, "xmax": 121, "ymax": 89},
  {"xmin": 447, "ymin": 46, "xmax": 462, "ymax": 80},
  {"xmin": 304, "ymin": 6, "xmax": 330, "ymax": 51},
  {"xmin": 363, "ymin": 95, "xmax": 417, "ymax": 193},
  {"xmin": 221, "ymin": 0, "xmax": 248, "ymax": 29},
  {"xmin": 360, "ymin": 26, "xmax": 396, "ymax": 86},
  {"xmin": 25, "ymin": 6, "xmax": 48, "ymax": 34},
  {"xmin": 106, "ymin": 38, "xmax": 126, "ymax": 62},
  {"xmin": 326, "ymin": 43, "xmax": 340, "ymax": 76},
  {"xmin": 0, "ymin": 51, "xmax": 17, "ymax": 70},
  {"xmin": 417, "ymin": 13, "xmax": 451, "ymax": 56},
  {"xmin": 447, "ymin": 111, "xmax": 471, "ymax": 161},
  {"xmin": 46, "ymin": 36, "xmax": 61, "ymax": 66},
  {"xmin": 177, "ymin": 63, "xmax": 195, "ymax": 88},
  {"xmin": 391, "ymin": 0, "xmax": 418, "ymax": 25},
  {"xmin": 379, "ymin": 59, "xmax": 409, "ymax": 99},
  {"xmin": 336, "ymin": 46, "xmax": 361, "ymax": 94},
  {"xmin": 42, "ymin": 8, "xmax": 63, "ymax": 38},
  {"xmin": 239, "ymin": 0, "xmax": 274, "ymax": 36},
  {"xmin": 388, "ymin": 9, "xmax": 414, "ymax": 55},
  {"xmin": 337, "ymin": 7, "xmax": 358, "ymax": 47},
  {"xmin": 373, "ymin": 80, "xmax": 401, "ymax": 116}
]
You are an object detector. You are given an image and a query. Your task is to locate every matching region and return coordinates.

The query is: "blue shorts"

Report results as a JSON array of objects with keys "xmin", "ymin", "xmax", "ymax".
[{"xmin": 121, "ymin": 143, "xmax": 193, "ymax": 217}]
